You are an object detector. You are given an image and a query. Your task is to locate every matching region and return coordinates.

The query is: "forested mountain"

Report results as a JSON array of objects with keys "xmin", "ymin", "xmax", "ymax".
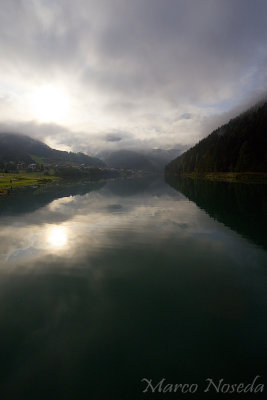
[
  {"xmin": 100, "ymin": 148, "xmax": 181, "ymax": 172},
  {"xmin": 0, "ymin": 133, "xmax": 105, "ymax": 167},
  {"xmin": 103, "ymin": 150, "xmax": 154, "ymax": 171},
  {"xmin": 166, "ymin": 101, "xmax": 267, "ymax": 174}
]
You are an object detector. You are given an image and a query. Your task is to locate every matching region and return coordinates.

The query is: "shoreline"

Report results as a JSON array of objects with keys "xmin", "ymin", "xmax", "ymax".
[{"xmin": 166, "ymin": 172, "xmax": 267, "ymax": 184}]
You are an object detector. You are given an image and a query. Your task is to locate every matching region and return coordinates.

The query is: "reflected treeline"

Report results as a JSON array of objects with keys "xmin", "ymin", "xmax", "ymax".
[
  {"xmin": 0, "ymin": 181, "xmax": 105, "ymax": 216},
  {"xmin": 166, "ymin": 176, "xmax": 267, "ymax": 250}
]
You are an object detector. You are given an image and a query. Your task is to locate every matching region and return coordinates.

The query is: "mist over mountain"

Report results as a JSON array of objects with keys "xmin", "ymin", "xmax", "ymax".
[
  {"xmin": 0, "ymin": 132, "xmax": 183, "ymax": 173},
  {"xmin": 99, "ymin": 148, "xmax": 182, "ymax": 172},
  {"xmin": 166, "ymin": 101, "xmax": 267, "ymax": 174},
  {"xmin": 0, "ymin": 132, "xmax": 105, "ymax": 167}
]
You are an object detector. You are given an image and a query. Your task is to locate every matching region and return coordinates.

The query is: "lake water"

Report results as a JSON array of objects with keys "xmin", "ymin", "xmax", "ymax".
[{"xmin": 0, "ymin": 177, "xmax": 266, "ymax": 399}]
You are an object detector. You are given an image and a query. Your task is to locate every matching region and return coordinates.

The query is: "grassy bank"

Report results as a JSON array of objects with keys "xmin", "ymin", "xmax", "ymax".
[
  {"xmin": 176, "ymin": 172, "xmax": 267, "ymax": 184},
  {"xmin": 0, "ymin": 172, "xmax": 60, "ymax": 191}
]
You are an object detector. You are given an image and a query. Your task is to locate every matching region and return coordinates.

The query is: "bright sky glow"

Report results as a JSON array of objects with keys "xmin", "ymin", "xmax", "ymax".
[{"xmin": 30, "ymin": 86, "xmax": 70, "ymax": 123}]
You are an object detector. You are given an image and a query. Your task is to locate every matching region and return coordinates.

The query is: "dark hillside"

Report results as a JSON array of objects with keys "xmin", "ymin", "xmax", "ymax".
[
  {"xmin": 166, "ymin": 101, "xmax": 267, "ymax": 174},
  {"xmin": 0, "ymin": 133, "xmax": 105, "ymax": 167}
]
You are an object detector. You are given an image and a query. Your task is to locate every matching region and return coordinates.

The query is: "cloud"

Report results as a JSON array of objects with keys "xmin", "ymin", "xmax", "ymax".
[{"xmin": 0, "ymin": 0, "xmax": 267, "ymax": 151}]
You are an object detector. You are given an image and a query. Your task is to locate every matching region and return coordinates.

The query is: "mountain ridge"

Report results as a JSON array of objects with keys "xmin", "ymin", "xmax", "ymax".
[
  {"xmin": 0, "ymin": 132, "xmax": 105, "ymax": 167},
  {"xmin": 99, "ymin": 148, "xmax": 182, "ymax": 172}
]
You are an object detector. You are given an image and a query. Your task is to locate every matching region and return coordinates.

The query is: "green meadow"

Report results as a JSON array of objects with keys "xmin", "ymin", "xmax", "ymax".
[{"xmin": 0, "ymin": 172, "xmax": 59, "ymax": 190}]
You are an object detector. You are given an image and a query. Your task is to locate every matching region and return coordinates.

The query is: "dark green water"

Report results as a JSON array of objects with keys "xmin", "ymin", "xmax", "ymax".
[{"xmin": 0, "ymin": 177, "xmax": 266, "ymax": 399}]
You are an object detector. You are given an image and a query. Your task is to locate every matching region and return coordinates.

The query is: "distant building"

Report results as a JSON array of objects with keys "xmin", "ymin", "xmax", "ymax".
[
  {"xmin": 17, "ymin": 162, "xmax": 25, "ymax": 170},
  {"xmin": 28, "ymin": 163, "xmax": 37, "ymax": 170}
]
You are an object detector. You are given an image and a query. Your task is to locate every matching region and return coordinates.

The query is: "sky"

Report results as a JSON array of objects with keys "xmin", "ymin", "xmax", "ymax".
[{"xmin": 0, "ymin": 0, "xmax": 267, "ymax": 154}]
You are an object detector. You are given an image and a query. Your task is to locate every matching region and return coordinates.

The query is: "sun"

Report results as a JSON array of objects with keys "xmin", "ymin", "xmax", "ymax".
[{"xmin": 31, "ymin": 85, "xmax": 69, "ymax": 122}]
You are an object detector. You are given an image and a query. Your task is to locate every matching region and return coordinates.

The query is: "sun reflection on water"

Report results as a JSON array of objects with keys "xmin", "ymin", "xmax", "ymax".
[{"xmin": 48, "ymin": 226, "xmax": 68, "ymax": 248}]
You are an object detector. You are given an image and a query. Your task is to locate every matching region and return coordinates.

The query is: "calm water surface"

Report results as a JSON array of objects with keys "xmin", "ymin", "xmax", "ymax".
[{"xmin": 0, "ymin": 177, "xmax": 266, "ymax": 399}]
